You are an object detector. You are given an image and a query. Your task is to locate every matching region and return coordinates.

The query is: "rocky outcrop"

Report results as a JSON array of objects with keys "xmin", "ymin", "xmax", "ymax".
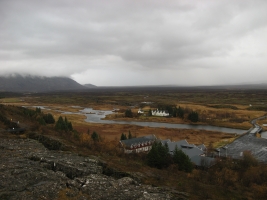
[
  {"xmin": 28, "ymin": 133, "xmax": 65, "ymax": 150},
  {"xmin": 0, "ymin": 138, "xmax": 189, "ymax": 200}
]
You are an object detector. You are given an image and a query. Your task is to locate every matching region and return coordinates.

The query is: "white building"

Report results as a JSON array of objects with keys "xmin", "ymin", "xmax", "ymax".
[
  {"xmin": 151, "ymin": 109, "xmax": 169, "ymax": 117},
  {"xmin": 138, "ymin": 108, "xmax": 144, "ymax": 114}
]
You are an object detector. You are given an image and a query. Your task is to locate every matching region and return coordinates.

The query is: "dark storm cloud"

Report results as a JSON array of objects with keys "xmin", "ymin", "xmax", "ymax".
[{"xmin": 0, "ymin": 0, "xmax": 267, "ymax": 85}]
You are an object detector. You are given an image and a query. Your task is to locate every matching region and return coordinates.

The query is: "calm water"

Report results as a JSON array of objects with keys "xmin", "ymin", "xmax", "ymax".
[
  {"xmin": 32, "ymin": 106, "xmax": 246, "ymax": 135},
  {"xmin": 78, "ymin": 108, "xmax": 246, "ymax": 135}
]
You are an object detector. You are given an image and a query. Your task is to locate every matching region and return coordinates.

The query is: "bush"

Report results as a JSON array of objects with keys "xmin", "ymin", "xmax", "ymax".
[
  {"xmin": 176, "ymin": 106, "xmax": 184, "ymax": 118},
  {"xmin": 125, "ymin": 109, "xmax": 133, "ymax": 118},
  {"xmin": 91, "ymin": 131, "xmax": 100, "ymax": 142},
  {"xmin": 188, "ymin": 111, "xmax": 199, "ymax": 122}
]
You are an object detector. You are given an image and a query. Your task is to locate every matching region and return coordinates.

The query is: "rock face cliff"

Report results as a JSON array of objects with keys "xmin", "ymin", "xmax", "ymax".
[{"xmin": 0, "ymin": 138, "xmax": 188, "ymax": 200}]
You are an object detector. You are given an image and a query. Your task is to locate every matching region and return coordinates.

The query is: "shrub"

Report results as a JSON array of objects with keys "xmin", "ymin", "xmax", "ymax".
[
  {"xmin": 91, "ymin": 131, "xmax": 100, "ymax": 142},
  {"xmin": 125, "ymin": 109, "xmax": 133, "ymax": 118},
  {"xmin": 188, "ymin": 111, "xmax": 199, "ymax": 122}
]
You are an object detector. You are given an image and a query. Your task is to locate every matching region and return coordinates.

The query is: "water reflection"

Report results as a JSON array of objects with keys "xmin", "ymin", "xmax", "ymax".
[
  {"xmin": 29, "ymin": 106, "xmax": 246, "ymax": 135},
  {"xmin": 80, "ymin": 108, "xmax": 245, "ymax": 135}
]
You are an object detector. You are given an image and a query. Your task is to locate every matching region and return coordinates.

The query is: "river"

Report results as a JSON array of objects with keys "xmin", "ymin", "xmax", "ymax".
[
  {"xmin": 73, "ymin": 108, "xmax": 245, "ymax": 134},
  {"xmin": 26, "ymin": 106, "xmax": 246, "ymax": 135}
]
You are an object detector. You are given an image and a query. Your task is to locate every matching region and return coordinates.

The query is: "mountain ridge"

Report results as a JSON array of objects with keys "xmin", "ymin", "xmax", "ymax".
[
  {"xmin": 0, "ymin": 75, "xmax": 87, "ymax": 92},
  {"xmin": 84, "ymin": 83, "xmax": 97, "ymax": 88}
]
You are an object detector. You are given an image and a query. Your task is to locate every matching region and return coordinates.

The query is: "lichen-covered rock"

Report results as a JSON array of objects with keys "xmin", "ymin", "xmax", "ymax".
[{"xmin": 0, "ymin": 139, "xmax": 188, "ymax": 200}]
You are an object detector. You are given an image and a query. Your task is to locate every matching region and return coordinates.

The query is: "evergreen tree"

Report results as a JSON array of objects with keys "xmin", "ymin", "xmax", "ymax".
[
  {"xmin": 173, "ymin": 145, "xmax": 193, "ymax": 172},
  {"xmin": 55, "ymin": 116, "xmax": 72, "ymax": 132},
  {"xmin": 120, "ymin": 133, "xmax": 127, "ymax": 140},
  {"xmin": 176, "ymin": 106, "xmax": 184, "ymax": 119},
  {"xmin": 64, "ymin": 117, "xmax": 68, "ymax": 125},
  {"xmin": 38, "ymin": 117, "xmax": 46, "ymax": 125},
  {"xmin": 125, "ymin": 109, "xmax": 133, "ymax": 118},
  {"xmin": 147, "ymin": 141, "xmax": 170, "ymax": 169},
  {"xmin": 148, "ymin": 109, "xmax": 152, "ymax": 116},
  {"xmin": 91, "ymin": 131, "xmax": 100, "ymax": 142},
  {"xmin": 73, "ymin": 130, "xmax": 80, "ymax": 141},
  {"xmin": 68, "ymin": 121, "xmax": 73, "ymax": 131},
  {"xmin": 147, "ymin": 142, "xmax": 159, "ymax": 167},
  {"xmin": 23, "ymin": 107, "xmax": 37, "ymax": 118},
  {"xmin": 188, "ymin": 111, "xmax": 199, "ymax": 122},
  {"xmin": 43, "ymin": 113, "xmax": 55, "ymax": 124},
  {"xmin": 55, "ymin": 116, "xmax": 65, "ymax": 131},
  {"xmin": 128, "ymin": 131, "xmax": 132, "ymax": 139},
  {"xmin": 36, "ymin": 107, "xmax": 42, "ymax": 114}
]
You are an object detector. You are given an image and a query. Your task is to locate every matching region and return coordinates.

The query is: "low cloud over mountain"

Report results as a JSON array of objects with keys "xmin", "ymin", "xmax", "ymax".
[{"xmin": 0, "ymin": 75, "xmax": 88, "ymax": 92}]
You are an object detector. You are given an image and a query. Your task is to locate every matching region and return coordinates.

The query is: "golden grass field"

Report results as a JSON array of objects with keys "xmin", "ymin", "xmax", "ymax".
[
  {"xmin": 1, "ymin": 89, "xmax": 267, "ymax": 200},
  {"xmin": 1, "ymin": 88, "xmax": 266, "ymax": 148},
  {"xmin": 3, "ymin": 101, "xmax": 243, "ymax": 148}
]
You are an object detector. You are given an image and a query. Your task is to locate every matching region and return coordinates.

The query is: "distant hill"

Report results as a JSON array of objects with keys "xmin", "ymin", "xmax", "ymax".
[
  {"xmin": 84, "ymin": 83, "xmax": 97, "ymax": 88},
  {"xmin": 0, "ymin": 75, "xmax": 87, "ymax": 92}
]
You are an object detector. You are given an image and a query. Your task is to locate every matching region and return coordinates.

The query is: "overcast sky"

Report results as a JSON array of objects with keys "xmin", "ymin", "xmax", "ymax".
[{"xmin": 1, "ymin": 0, "xmax": 267, "ymax": 86}]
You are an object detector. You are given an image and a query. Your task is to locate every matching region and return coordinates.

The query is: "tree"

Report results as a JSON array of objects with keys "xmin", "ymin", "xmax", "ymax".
[
  {"xmin": 128, "ymin": 131, "xmax": 132, "ymax": 139},
  {"xmin": 147, "ymin": 142, "xmax": 160, "ymax": 168},
  {"xmin": 38, "ymin": 117, "xmax": 46, "ymax": 125},
  {"xmin": 120, "ymin": 133, "xmax": 127, "ymax": 140},
  {"xmin": 188, "ymin": 111, "xmax": 199, "ymax": 122},
  {"xmin": 68, "ymin": 121, "xmax": 73, "ymax": 131},
  {"xmin": 148, "ymin": 109, "xmax": 152, "ymax": 116},
  {"xmin": 125, "ymin": 109, "xmax": 133, "ymax": 118},
  {"xmin": 176, "ymin": 106, "xmax": 184, "ymax": 119},
  {"xmin": 55, "ymin": 116, "xmax": 65, "ymax": 131},
  {"xmin": 43, "ymin": 113, "xmax": 55, "ymax": 124},
  {"xmin": 55, "ymin": 116, "xmax": 72, "ymax": 132},
  {"xmin": 23, "ymin": 107, "xmax": 37, "ymax": 118},
  {"xmin": 239, "ymin": 151, "xmax": 259, "ymax": 171},
  {"xmin": 65, "ymin": 117, "xmax": 73, "ymax": 131},
  {"xmin": 147, "ymin": 141, "xmax": 170, "ymax": 169},
  {"xmin": 91, "ymin": 131, "xmax": 100, "ymax": 142},
  {"xmin": 73, "ymin": 130, "xmax": 81, "ymax": 141},
  {"xmin": 173, "ymin": 145, "xmax": 193, "ymax": 172},
  {"xmin": 36, "ymin": 107, "xmax": 42, "ymax": 114}
]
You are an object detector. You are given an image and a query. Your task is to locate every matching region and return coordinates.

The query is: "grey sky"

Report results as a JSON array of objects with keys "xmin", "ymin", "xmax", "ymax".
[{"xmin": 1, "ymin": 0, "xmax": 266, "ymax": 86}]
